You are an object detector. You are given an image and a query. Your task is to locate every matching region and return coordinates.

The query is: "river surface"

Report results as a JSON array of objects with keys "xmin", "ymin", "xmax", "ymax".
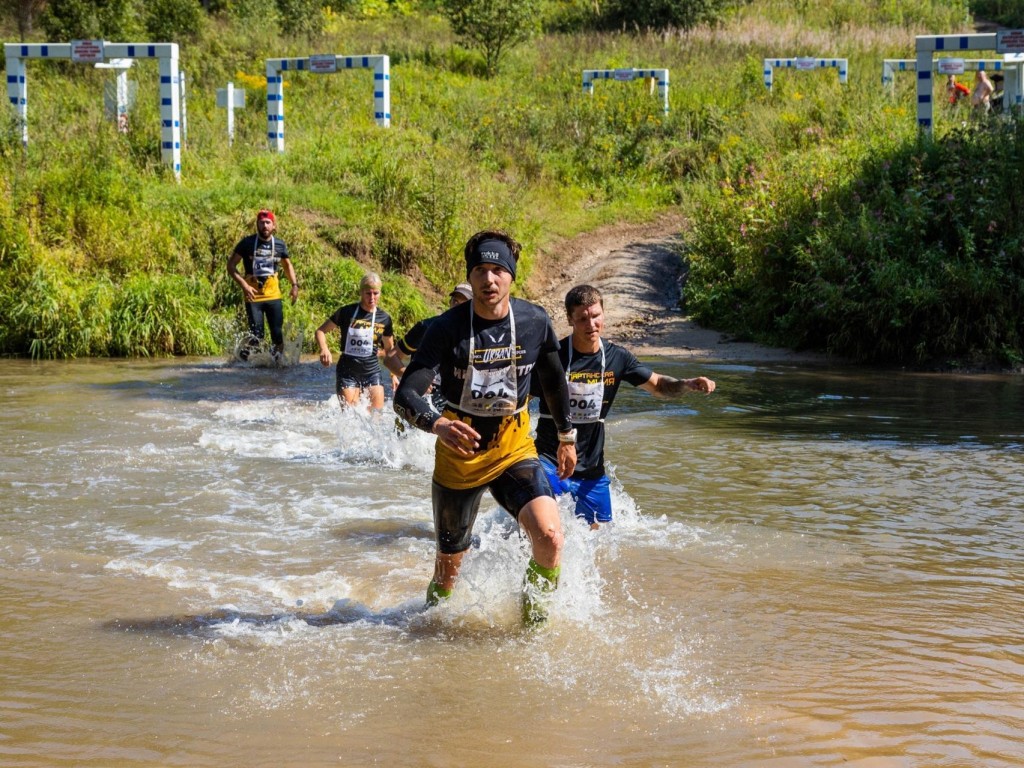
[{"xmin": 1, "ymin": 356, "xmax": 1022, "ymax": 768}]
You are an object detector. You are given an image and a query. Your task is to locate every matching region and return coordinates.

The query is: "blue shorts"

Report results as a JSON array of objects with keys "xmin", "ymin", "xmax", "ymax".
[{"xmin": 539, "ymin": 456, "xmax": 612, "ymax": 525}]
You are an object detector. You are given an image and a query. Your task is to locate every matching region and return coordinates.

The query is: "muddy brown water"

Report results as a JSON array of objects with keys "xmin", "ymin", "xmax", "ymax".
[{"xmin": 1, "ymin": 357, "xmax": 1022, "ymax": 767}]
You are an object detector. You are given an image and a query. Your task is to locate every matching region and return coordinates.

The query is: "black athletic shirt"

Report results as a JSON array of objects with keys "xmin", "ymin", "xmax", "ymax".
[
  {"xmin": 396, "ymin": 298, "xmax": 570, "ymax": 445},
  {"xmin": 534, "ymin": 338, "xmax": 653, "ymax": 480},
  {"xmin": 397, "ymin": 316, "xmax": 434, "ymax": 356},
  {"xmin": 328, "ymin": 303, "xmax": 394, "ymax": 381},
  {"xmin": 233, "ymin": 234, "xmax": 289, "ymax": 277}
]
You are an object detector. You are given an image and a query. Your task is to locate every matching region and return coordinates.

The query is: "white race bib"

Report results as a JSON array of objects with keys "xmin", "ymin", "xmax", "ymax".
[
  {"xmin": 455, "ymin": 305, "xmax": 523, "ymax": 418},
  {"xmin": 566, "ymin": 339, "xmax": 605, "ymax": 423},
  {"xmin": 568, "ymin": 378, "xmax": 604, "ymax": 423},
  {"xmin": 345, "ymin": 307, "xmax": 376, "ymax": 358},
  {"xmin": 463, "ymin": 364, "xmax": 518, "ymax": 416},
  {"xmin": 252, "ymin": 237, "xmax": 278, "ymax": 277}
]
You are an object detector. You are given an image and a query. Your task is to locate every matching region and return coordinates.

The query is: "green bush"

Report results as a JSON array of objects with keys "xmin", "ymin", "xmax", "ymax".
[
  {"xmin": 41, "ymin": 0, "xmax": 143, "ymax": 40},
  {"xmin": 686, "ymin": 118, "xmax": 1024, "ymax": 365},
  {"xmin": 144, "ymin": 0, "xmax": 205, "ymax": 42},
  {"xmin": 110, "ymin": 274, "xmax": 218, "ymax": 356},
  {"xmin": 600, "ymin": 0, "xmax": 732, "ymax": 31}
]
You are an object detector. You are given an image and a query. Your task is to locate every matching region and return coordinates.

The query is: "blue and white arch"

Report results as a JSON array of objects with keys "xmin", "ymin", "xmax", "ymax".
[
  {"xmin": 4, "ymin": 41, "xmax": 182, "ymax": 179},
  {"xmin": 915, "ymin": 33, "xmax": 1024, "ymax": 132},
  {"xmin": 265, "ymin": 54, "xmax": 390, "ymax": 152},
  {"xmin": 582, "ymin": 68, "xmax": 669, "ymax": 115},
  {"xmin": 763, "ymin": 58, "xmax": 848, "ymax": 92},
  {"xmin": 883, "ymin": 56, "xmax": 1017, "ymax": 100}
]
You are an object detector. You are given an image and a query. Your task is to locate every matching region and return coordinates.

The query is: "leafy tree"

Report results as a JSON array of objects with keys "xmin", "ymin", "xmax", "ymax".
[
  {"xmin": 441, "ymin": 0, "xmax": 540, "ymax": 77},
  {"xmin": 276, "ymin": 0, "xmax": 324, "ymax": 36},
  {"xmin": 601, "ymin": 0, "xmax": 729, "ymax": 31},
  {"xmin": 144, "ymin": 0, "xmax": 205, "ymax": 41},
  {"xmin": 0, "ymin": 0, "xmax": 49, "ymax": 40},
  {"xmin": 41, "ymin": 0, "xmax": 143, "ymax": 41}
]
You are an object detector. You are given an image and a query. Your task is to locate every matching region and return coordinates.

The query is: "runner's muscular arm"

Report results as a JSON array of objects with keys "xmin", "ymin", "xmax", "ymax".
[
  {"xmin": 639, "ymin": 373, "xmax": 716, "ymax": 397},
  {"xmin": 394, "ymin": 363, "xmax": 480, "ymax": 456},
  {"xmin": 227, "ymin": 251, "xmax": 256, "ymax": 301},
  {"xmin": 535, "ymin": 349, "xmax": 577, "ymax": 479}
]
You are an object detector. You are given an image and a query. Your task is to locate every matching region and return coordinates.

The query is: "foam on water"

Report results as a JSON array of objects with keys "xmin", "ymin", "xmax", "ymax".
[{"xmin": 198, "ymin": 393, "xmax": 436, "ymax": 474}]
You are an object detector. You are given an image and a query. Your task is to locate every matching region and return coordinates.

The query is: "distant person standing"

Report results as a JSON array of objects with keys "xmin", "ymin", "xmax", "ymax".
[
  {"xmin": 946, "ymin": 74, "xmax": 970, "ymax": 106},
  {"xmin": 533, "ymin": 284, "xmax": 715, "ymax": 529},
  {"xmin": 972, "ymin": 70, "xmax": 994, "ymax": 114},
  {"xmin": 227, "ymin": 209, "xmax": 298, "ymax": 361},
  {"xmin": 315, "ymin": 272, "xmax": 396, "ymax": 410}
]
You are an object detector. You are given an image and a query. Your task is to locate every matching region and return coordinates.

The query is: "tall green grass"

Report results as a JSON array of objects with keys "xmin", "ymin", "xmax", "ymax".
[{"xmin": 0, "ymin": 0, "xmax": 1018, "ymax": 367}]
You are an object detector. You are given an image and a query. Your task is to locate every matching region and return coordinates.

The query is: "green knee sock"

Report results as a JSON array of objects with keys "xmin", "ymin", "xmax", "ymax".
[
  {"xmin": 426, "ymin": 580, "xmax": 453, "ymax": 607},
  {"xmin": 522, "ymin": 559, "xmax": 560, "ymax": 625}
]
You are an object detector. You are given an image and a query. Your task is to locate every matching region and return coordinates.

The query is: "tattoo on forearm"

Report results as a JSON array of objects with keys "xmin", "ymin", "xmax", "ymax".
[{"xmin": 658, "ymin": 377, "xmax": 688, "ymax": 396}]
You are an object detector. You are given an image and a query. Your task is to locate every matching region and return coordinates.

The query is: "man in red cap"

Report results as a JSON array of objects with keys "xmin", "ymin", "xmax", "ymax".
[{"xmin": 227, "ymin": 209, "xmax": 299, "ymax": 362}]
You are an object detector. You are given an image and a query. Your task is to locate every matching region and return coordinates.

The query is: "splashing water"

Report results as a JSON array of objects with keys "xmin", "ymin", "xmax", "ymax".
[{"xmin": 229, "ymin": 320, "xmax": 304, "ymax": 367}]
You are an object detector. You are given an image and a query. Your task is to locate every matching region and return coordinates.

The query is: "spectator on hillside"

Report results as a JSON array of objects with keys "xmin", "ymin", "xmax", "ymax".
[
  {"xmin": 946, "ymin": 74, "xmax": 970, "ymax": 106},
  {"xmin": 972, "ymin": 70, "xmax": 995, "ymax": 114}
]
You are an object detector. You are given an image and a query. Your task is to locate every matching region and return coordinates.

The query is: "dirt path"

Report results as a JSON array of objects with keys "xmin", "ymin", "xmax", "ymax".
[{"xmin": 526, "ymin": 213, "xmax": 834, "ymax": 364}]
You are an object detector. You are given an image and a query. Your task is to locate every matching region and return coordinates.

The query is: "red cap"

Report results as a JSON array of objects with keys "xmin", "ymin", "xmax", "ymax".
[{"xmin": 257, "ymin": 209, "xmax": 275, "ymax": 224}]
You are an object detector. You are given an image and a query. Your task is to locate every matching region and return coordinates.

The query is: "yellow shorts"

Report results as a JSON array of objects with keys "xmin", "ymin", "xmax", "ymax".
[{"xmin": 432, "ymin": 409, "xmax": 537, "ymax": 489}]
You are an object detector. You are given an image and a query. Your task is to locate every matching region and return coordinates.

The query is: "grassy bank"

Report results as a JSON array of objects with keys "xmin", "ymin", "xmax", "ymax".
[{"xmin": 1, "ymin": 0, "xmax": 1020, "ymax": 368}]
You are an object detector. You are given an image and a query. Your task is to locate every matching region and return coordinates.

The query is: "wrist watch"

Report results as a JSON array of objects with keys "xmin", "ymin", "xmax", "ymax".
[{"xmin": 557, "ymin": 428, "xmax": 577, "ymax": 445}]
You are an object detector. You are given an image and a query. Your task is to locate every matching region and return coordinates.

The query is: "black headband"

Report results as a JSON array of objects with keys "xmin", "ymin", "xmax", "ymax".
[{"xmin": 466, "ymin": 238, "xmax": 516, "ymax": 280}]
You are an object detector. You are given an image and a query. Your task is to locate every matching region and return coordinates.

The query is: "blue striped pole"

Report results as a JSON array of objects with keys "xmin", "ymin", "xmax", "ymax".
[{"xmin": 915, "ymin": 34, "xmax": 1000, "ymax": 133}]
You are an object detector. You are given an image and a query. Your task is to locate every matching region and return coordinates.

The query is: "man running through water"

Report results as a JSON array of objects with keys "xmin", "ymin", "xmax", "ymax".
[
  {"xmin": 394, "ymin": 230, "xmax": 577, "ymax": 624},
  {"xmin": 534, "ymin": 284, "xmax": 716, "ymax": 529},
  {"xmin": 227, "ymin": 209, "xmax": 299, "ymax": 361}
]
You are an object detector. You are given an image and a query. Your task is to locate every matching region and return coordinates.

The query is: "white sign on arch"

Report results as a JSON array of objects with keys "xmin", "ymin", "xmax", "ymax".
[
  {"xmin": 265, "ymin": 53, "xmax": 390, "ymax": 152},
  {"xmin": 4, "ymin": 41, "xmax": 182, "ymax": 178}
]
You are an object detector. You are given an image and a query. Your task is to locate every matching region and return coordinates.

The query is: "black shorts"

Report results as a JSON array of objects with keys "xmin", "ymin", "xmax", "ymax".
[
  {"xmin": 431, "ymin": 459, "xmax": 553, "ymax": 554},
  {"xmin": 336, "ymin": 369, "xmax": 383, "ymax": 393}
]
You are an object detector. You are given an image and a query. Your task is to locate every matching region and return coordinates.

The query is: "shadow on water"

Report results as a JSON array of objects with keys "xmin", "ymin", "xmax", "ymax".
[
  {"xmin": 102, "ymin": 599, "xmax": 419, "ymax": 639},
  {"xmin": 103, "ymin": 599, "xmax": 532, "ymax": 643},
  {"xmin": 623, "ymin": 361, "xmax": 1024, "ymax": 447},
  {"xmin": 96, "ymin": 358, "xmax": 339, "ymax": 405},
  {"xmin": 331, "ymin": 518, "xmax": 435, "ymax": 544}
]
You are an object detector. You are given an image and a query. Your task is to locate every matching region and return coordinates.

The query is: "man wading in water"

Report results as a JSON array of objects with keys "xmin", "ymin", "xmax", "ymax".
[
  {"xmin": 227, "ymin": 209, "xmax": 298, "ymax": 362},
  {"xmin": 533, "ymin": 284, "xmax": 715, "ymax": 529},
  {"xmin": 394, "ymin": 230, "xmax": 577, "ymax": 624}
]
